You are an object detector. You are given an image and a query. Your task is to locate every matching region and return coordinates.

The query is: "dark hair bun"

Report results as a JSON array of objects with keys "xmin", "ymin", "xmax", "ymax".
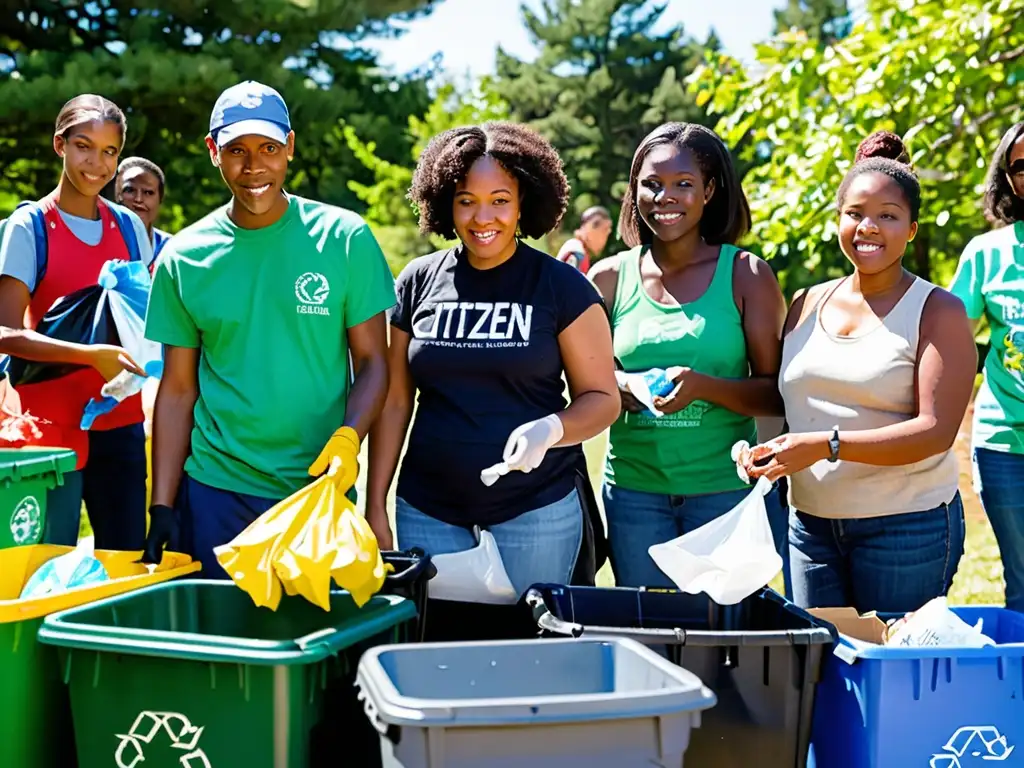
[{"xmin": 855, "ymin": 130, "xmax": 910, "ymax": 164}]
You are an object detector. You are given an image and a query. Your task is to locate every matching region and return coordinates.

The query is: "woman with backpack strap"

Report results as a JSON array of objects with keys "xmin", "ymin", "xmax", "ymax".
[{"xmin": 0, "ymin": 94, "xmax": 154, "ymax": 549}]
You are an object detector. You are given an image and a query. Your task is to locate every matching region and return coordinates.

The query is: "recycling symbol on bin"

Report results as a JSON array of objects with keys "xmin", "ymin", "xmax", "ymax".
[
  {"xmin": 930, "ymin": 726, "xmax": 1015, "ymax": 767},
  {"xmin": 115, "ymin": 711, "xmax": 212, "ymax": 768},
  {"xmin": 9, "ymin": 496, "xmax": 42, "ymax": 545}
]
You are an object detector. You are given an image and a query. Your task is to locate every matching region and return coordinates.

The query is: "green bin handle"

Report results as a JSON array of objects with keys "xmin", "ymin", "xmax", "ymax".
[{"xmin": 293, "ymin": 599, "xmax": 414, "ymax": 656}]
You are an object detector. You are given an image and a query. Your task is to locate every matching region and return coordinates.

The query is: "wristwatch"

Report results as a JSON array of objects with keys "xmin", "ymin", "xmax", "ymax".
[{"xmin": 827, "ymin": 426, "xmax": 840, "ymax": 463}]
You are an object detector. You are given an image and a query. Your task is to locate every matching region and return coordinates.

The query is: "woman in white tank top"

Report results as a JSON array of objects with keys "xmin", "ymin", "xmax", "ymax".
[{"xmin": 739, "ymin": 131, "xmax": 977, "ymax": 614}]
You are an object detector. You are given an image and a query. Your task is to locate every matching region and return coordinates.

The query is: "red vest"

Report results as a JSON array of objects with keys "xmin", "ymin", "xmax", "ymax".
[{"xmin": 17, "ymin": 193, "xmax": 144, "ymax": 470}]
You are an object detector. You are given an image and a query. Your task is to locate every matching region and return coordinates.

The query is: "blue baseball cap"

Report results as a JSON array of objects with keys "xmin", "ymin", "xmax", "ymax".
[{"xmin": 209, "ymin": 81, "xmax": 291, "ymax": 148}]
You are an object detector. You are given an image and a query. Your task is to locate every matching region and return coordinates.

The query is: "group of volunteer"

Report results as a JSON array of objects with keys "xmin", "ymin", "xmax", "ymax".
[{"xmin": 1, "ymin": 78, "xmax": 1022, "ymax": 617}]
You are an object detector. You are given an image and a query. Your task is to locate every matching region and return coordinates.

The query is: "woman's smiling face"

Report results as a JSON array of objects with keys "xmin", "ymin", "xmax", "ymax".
[
  {"xmin": 635, "ymin": 144, "xmax": 712, "ymax": 243},
  {"xmin": 453, "ymin": 155, "xmax": 520, "ymax": 263},
  {"xmin": 838, "ymin": 171, "xmax": 918, "ymax": 274},
  {"xmin": 55, "ymin": 119, "xmax": 123, "ymax": 198}
]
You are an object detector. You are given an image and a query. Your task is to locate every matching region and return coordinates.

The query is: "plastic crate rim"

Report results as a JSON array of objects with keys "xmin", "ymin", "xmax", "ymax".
[{"xmin": 38, "ymin": 580, "xmax": 417, "ymax": 665}]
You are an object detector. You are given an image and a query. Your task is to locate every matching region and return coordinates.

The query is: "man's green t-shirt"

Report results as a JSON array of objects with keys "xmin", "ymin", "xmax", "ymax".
[
  {"xmin": 145, "ymin": 195, "xmax": 396, "ymax": 498},
  {"xmin": 949, "ymin": 220, "xmax": 1024, "ymax": 454}
]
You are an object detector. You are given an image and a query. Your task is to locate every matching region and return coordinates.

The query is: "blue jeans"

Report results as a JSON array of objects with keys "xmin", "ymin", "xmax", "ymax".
[
  {"xmin": 395, "ymin": 490, "xmax": 584, "ymax": 597},
  {"xmin": 975, "ymin": 448, "xmax": 1024, "ymax": 613},
  {"xmin": 44, "ymin": 423, "xmax": 148, "ymax": 549},
  {"xmin": 603, "ymin": 484, "xmax": 791, "ymax": 598},
  {"xmin": 789, "ymin": 493, "xmax": 966, "ymax": 614}
]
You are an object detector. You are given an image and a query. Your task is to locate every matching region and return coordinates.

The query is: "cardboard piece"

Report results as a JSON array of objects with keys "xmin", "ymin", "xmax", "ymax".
[{"xmin": 809, "ymin": 607, "xmax": 888, "ymax": 645}]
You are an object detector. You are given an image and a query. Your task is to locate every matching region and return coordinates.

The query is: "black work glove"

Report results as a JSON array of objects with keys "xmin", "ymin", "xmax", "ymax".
[{"xmin": 141, "ymin": 504, "xmax": 178, "ymax": 565}]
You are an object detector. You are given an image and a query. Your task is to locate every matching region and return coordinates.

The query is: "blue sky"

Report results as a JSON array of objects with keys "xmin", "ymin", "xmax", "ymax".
[{"xmin": 367, "ymin": 0, "xmax": 781, "ymax": 77}]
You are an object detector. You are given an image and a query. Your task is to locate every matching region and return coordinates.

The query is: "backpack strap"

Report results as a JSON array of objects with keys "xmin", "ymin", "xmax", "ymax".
[
  {"xmin": 10, "ymin": 201, "xmax": 49, "ymax": 294},
  {"xmin": 107, "ymin": 203, "xmax": 142, "ymax": 263}
]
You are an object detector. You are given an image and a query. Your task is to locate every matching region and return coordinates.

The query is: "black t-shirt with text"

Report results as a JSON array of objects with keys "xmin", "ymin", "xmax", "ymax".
[{"xmin": 391, "ymin": 243, "xmax": 603, "ymax": 527}]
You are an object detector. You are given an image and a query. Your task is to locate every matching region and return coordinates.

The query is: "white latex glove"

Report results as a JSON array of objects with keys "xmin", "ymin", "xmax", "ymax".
[
  {"xmin": 480, "ymin": 414, "xmax": 565, "ymax": 486},
  {"xmin": 731, "ymin": 440, "xmax": 752, "ymax": 485}
]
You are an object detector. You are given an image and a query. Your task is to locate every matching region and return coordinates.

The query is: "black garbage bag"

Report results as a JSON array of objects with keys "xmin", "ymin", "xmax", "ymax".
[{"xmin": 6, "ymin": 284, "xmax": 117, "ymax": 387}]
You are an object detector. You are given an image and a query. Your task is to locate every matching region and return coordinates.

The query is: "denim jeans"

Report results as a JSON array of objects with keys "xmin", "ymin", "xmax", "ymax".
[
  {"xmin": 44, "ymin": 423, "xmax": 148, "ymax": 549},
  {"xmin": 395, "ymin": 490, "xmax": 583, "ymax": 597},
  {"xmin": 602, "ymin": 484, "xmax": 791, "ymax": 600},
  {"xmin": 974, "ymin": 448, "xmax": 1024, "ymax": 613},
  {"xmin": 789, "ymin": 492, "xmax": 966, "ymax": 614}
]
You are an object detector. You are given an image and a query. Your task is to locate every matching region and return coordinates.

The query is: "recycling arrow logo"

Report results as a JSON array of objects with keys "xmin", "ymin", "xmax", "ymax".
[{"xmin": 115, "ymin": 711, "xmax": 212, "ymax": 768}]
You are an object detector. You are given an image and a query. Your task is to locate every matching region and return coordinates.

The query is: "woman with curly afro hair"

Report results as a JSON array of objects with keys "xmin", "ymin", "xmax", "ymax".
[
  {"xmin": 949, "ymin": 121, "xmax": 1024, "ymax": 612},
  {"xmin": 366, "ymin": 122, "xmax": 620, "ymax": 598},
  {"xmin": 741, "ymin": 131, "xmax": 976, "ymax": 614},
  {"xmin": 589, "ymin": 122, "xmax": 789, "ymax": 603}
]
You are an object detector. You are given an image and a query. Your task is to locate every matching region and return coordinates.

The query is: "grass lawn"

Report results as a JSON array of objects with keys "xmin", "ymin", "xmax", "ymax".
[{"xmin": 89, "ymin": 399, "xmax": 1004, "ymax": 606}]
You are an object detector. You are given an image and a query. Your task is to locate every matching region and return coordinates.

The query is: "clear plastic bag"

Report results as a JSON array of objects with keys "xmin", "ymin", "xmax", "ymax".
[
  {"xmin": 427, "ymin": 527, "xmax": 518, "ymax": 605},
  {"xmin": 19, "ymin": 536, "xmax": 110, "ymax": 599},
  {"xmin": 648, "ymin": 476, "xmax": 782, "ymax": 605},
  {"xmin": 885, "ymin": 596, "xmax": 995, "ymax": 648}
]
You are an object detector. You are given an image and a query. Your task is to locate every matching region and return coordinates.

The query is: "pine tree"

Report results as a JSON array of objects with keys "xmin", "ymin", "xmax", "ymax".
[
  {"xmin": 773, "ymin": 0, "xmax": 852, "ymax": 45},
  {"xmin": 495, "ymin": 0, "xmax": 704, "ymax": 223},
  {"xmin": 0, "ymin": 0, "xmax": 437, "ymax": 226}
]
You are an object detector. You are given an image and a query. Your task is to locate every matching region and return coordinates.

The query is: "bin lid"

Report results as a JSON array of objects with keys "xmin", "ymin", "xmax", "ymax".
[
  {"xmin": 356, "ymin": 637, "xmax": 718, "ymax": 728},
  {"xmin": 0, "ymin": 448, "xmax": 76, "ymax": 482},
  {"xmin": 38, "ymin": 579, "xmax": 417, "ymax": 665}
]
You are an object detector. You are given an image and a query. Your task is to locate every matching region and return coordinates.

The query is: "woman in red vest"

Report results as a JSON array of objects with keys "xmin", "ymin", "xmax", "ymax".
[{"xmin": 0, "ymin": 94, "xmax": 154, "ymax": 549}]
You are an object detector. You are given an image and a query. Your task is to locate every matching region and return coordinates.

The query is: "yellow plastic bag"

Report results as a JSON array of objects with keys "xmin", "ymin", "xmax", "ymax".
[{"xmin": 214, "ymin": 474, "xmax": 390, "ymax": 611}]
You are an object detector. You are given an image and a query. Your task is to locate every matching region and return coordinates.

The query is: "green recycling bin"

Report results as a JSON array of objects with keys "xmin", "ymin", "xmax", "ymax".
[
  {"xmin": 38, "ymin": 579, "xmax": 417, "ymax": 768},
  {"xmin": 0, "ymin": 448, "xmax": 76, "ymax": 550}
]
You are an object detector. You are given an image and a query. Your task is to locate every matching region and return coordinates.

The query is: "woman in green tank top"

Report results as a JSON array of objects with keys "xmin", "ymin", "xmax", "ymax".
[{"xmin": 590, "ymin": 123, "xmax": 789, "ymax": 592}]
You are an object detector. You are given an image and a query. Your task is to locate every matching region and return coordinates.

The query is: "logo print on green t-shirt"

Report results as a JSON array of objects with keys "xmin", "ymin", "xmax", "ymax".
[
  {"xmin": 295, "ymin": 272, "xmax": 330, "ymax": 316},
  {"xmin": 636, "ymin": 313, "xmax": 706, "ymax": 346},
  {"xmin": 1004, "ymin": 328, "xmax": 1024, "ymax": 373},
  {"xmin": 634, "ymin": 400, "xmax": 713, "ymax": 429}
]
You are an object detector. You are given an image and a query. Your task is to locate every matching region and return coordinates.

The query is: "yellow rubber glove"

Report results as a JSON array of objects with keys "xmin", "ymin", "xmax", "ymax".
[{"xmin": 308, "ymin": 426, "xmax": 360, "ymax": 493}]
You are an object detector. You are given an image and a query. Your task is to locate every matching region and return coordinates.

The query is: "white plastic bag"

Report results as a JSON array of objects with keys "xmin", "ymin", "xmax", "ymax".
[
  {"xmin": 427, "ymin": 527, "xmax": 518, "ymax": 605},
  {"xmin": 885, "ymin": 596, "xmax": 995, "ymax": 648},
  {"xmin": 648, "ymin": 476, "xmax": 781, "ymax": 605},
  {"xmin": 19, "ymin": 536, "xmax": 110, "ymax": 599}
]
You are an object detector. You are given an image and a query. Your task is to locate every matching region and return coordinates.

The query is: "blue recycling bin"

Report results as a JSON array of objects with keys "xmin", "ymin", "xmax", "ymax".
[{"xmin": 809, "ymin": 606, "xmax": 1024, "ymax": 768}]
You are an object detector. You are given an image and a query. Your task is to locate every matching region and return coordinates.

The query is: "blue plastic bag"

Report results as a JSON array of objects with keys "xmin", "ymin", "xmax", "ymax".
[
  {"xmin": 615, "ymin": 367, "xmax": 682, "ymax": 417},
  {"xmin": 80, "ymin": 261, "xmax": 163, "ymax": 429}
]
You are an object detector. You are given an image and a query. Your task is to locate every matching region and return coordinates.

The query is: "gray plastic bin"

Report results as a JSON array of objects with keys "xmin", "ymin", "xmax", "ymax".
[{"xmin": 355, "ymin": 637, "xmax": 717, "ymax": 768}]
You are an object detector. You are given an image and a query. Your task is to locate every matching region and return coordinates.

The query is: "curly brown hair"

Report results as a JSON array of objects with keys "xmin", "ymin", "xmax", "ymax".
[{"xmin": 408, "ymin": 122, "xmax": 569, "ymax": 240}]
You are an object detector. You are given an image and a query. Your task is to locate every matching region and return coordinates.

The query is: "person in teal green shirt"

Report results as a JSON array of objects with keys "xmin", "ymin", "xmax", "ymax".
[
  {"xmin": 589, "ymin": 122, "xmax": 789, "ymax": 596},
  {"xmin": 141, "ymin": 81, "xmax": 395, "ymax": 575},
  {"xmin": 949, "ymin": 120, "xmax": 1024, "ymax": 612}
]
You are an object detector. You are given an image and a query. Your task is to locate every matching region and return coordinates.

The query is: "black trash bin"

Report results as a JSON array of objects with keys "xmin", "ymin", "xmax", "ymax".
[
  {"xmin": 525, "ymin": 584, "xmax": 835, "ymax": 768},
  {"xmin": 311, "ymin": 550, "xmax": 433, "ymax": 768},
  {"xmin": 379, "ymin": 549, "xmax": 436, "ymax": 642}
]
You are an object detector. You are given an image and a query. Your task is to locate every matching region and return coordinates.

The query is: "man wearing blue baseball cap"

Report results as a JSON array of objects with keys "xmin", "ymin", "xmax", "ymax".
[{"xmin": 141, "ymin": 81, "xmax": 396, "ymax": 574}]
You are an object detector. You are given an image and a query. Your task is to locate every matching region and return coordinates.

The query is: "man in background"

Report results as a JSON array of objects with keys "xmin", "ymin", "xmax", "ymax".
[{"xmin": 555, "ymin": 205, "xmax": 613, "ymax": 274}]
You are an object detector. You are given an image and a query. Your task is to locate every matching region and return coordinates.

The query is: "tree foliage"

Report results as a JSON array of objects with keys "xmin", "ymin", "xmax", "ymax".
[
  {"xmin": 693, "ymin": 0, "xmax": 1024, "ymax": 295},
  {"xmin": 495, "ymin": 0, "xmax": 706, "ymax": 224},
  {"xmin": 0, "ymin": 0, "xmax": 437, "ymax": 228},
  {"xmin": 773, "ymin": 0, "xmax": 852, "ymax": 44}
]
